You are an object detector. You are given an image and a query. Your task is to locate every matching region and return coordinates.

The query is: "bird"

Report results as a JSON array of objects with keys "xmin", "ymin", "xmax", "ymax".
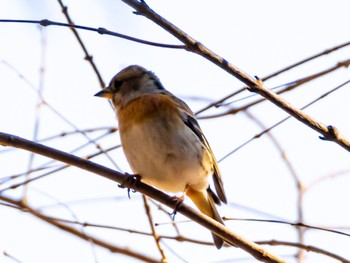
[{"xmin": 94, "ymin": 65, "xmax": 227, "ymax": 248}]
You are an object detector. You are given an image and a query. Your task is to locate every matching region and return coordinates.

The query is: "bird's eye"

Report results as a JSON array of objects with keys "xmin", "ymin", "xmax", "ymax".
[{"xmin": 113, "ymin": 80, "xmax": 123, "ymax": 91}]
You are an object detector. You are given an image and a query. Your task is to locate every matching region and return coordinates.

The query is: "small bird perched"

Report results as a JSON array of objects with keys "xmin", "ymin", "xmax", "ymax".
[{"xmin": 95, "ymin": 65, "xmax": 227, "ymax": 248}]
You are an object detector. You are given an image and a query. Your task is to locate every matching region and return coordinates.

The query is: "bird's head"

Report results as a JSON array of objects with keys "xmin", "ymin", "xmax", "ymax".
[{"xmin": 94, "ymin": 65, "xmax": 165, "ymax": 107}]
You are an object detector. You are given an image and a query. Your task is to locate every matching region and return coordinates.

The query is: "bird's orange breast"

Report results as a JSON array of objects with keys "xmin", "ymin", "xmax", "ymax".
[{"xmin": 116, "ymin": 94, "xmax": 181, "ymax": 132}]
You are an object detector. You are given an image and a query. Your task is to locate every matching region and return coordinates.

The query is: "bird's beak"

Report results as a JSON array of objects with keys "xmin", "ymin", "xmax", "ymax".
[{"xmin": 94, "ymin": 87, "xmax": 113, "ymax": 99}]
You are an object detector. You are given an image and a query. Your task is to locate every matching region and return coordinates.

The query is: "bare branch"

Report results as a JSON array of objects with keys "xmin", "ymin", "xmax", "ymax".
[
  {"xmin": 257, "ymin": 240, "xmax": 350, "ymax": 263},
  {"xmin": 56, "ymin": 0, "xmax": 106, "ymax": 88},
  {"xmin": 143, "ymin": 195, "xmax": 168, "ymax": 262},
  {"xmin": 0, "ymin": 194, "xmax": 159, "ymax": 263},
  {"xmin": 0, "ymin": 132, "xmax": 285, "ymax": 263},
  {"xmin": 200, "ymin": 58, "xmax": 350, "ymax": 119},
  {"xmin": 0, "ymin": 19, "xmax": 185, "ymax": 50},
  {"xmin": 121, "ymin": 0, "xmax": 350, "ymax": 152},
  {"xmin": 196, "ymin": 41, "xmax": 350, "ymax": 115},
  {"xmin": 218, "ymin": 79, "xmax": 350, "ymax": 162}
]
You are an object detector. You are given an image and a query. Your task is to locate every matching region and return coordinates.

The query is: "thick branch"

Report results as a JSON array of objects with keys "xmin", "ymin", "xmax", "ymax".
[
  {"xmin": 0, "ymin": 132, "xmax": 285, "ymax": 263},
  {"xmin": 121, "ymin": 0, "xmax": 350, "ymax": 152}
]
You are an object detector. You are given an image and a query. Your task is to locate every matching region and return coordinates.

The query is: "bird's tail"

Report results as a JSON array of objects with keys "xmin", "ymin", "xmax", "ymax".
[{"xmin": 186, "ymin": 187, "xmax": 224, "ymax": 249}]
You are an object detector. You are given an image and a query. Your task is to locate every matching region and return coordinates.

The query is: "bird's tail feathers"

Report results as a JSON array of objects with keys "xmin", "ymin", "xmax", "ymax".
[{"xmin": 186, "ymin": 187, "xmax": 224, "ymax": 249}]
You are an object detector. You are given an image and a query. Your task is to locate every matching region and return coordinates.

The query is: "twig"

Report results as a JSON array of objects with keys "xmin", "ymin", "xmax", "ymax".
[
  {"xmin": 257, "ymin": 240, "xmax": 350, "ymax": 263},
  {"xmin": 22, "ymin": 27, "xmax": 47, "ymax": 203},
  {"xmin": 121, "ymin": 0, "xmax": 350, "ymax": 152},
  {"xmin": 218, "ymin": 79, "xmax": 350, "ymax": 162},
  {"xmin": 0, "ymin": 128, "xmax": 120, "ymax": 189},
  {"xmin": 199, "ymin": 58, "xmax": 350, "ymax": 119},
  {"xmin": 149, "ymin": 199, "xmax": 181, "ymax": 236},
  {"xmin": 143, "ymin": 195, "xmax": 168, "ymax": 262},
  {"xmin": 57, "ymin": 0, "xmax": 106, "ymax": 88},
  {"xmin": 1, "ymin": 60, "xmax": 121, "ymax": 170},
  {"xmin": 0, "ymin": 194, "xmax": 159, "ymax": 263},
  {"xmin": 0, "ymin": 132, "xmax": 285, "ymax": 263},
  {"xmin": 242, "ymin": 110, "xmax": 305, "ymax": 261},
  {"xmin": 223, "ymin": 217, "xmax": 350, "ymax": 238},
  {"xmin": 3, "ymin": 251, "xmax": 23, "ymax": 263},
  {"xmin": 0, "ymin": 19, "xmax": 185, "ymax": 50},
  {"xmin": 262, "ymin": 40, "xmax": 350, "ymax": 81},
  {"xmin": 0, "ymin": 144, "xmax": 120, "ymax": 193},
  {"xmin": 306, "ymin": 168, "xmax": 350, "ymax": 190},
  {"xmin": 196, "ymin": 40, "xmax": 350, "ymax": 115}
]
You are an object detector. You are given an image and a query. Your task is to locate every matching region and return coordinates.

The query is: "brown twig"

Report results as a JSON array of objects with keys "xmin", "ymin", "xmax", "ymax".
[
  {"xmin": 149, "ymin": 199, "xmax": 182, "ymax": 236},
  {"xmin": 257, "ymin": 240, "xmax": 350, "ymax": 263},
  {"xmin": 0, "ymin": 132, "xmax": 285, "ymax": 263},
  {"xmin": 56, "ymin": 0, "xmax": 106, "ymax": 88},
  {"xmin": 143, "ymin": 195, "xmax": 168, "ymax": 262},
  {"xmin": 306, "ymin": 168, "xmax": 350, "ymax": 190},
  {"xmin": 3, "ymin": 251, "xmax": 23, "ymax": 263},
  {"xmin": 218, "ymin": 79, "xmax": 350, "ymax": 162},
  {"xmin": 262, "ymin": 40, "xmax": 350, "ymax": 81},
  {"xmin": 199, "ymin": 58, "xmax": 350, "ymax": 119},
  {"xmin": 0, "ymin": 194, "xmax": 159, "ymax": 263},
  {"xmin": 242, "ymin": 110, "xmax": 305, "ymax": 261},
  {"xmin": 6, "ymin": 212, "xmax": 214, "ymax": 246},
  {"xmin": 196, "ymin": 40, "xmax": 350, "ymax": 115},
  {"xmin": 121, "ymin": 0, "xmax": 350, "ymax": 152}
]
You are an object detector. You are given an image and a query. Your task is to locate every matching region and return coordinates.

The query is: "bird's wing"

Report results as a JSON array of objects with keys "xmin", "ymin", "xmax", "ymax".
[{"xmin": 170, "ymin": 93, "xmax": 227, "ymax": 204}]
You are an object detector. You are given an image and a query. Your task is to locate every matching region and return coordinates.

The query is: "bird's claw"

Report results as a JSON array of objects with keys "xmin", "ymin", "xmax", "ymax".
[
  {"xmin": 170, "ymin": 195, "xmax": 185, "ymax": 220},
  {"xmin": 118, "ymin": 173, "xmax": 141, "ymax": 199}
]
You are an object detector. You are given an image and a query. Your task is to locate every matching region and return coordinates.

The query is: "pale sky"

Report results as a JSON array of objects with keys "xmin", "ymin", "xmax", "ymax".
[{"xmin": 1, "ymin": 1, "xmax": 350, "ymax": 262}]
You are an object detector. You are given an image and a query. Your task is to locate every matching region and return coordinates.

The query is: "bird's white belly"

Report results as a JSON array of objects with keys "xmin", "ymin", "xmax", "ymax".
[{"xmin": 120, "ymin": 120, "xmax": 211, "ymax": 193}]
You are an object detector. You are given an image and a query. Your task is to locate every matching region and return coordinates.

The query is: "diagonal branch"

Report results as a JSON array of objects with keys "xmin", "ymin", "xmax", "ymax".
[
  {"xmin": 121, "ymin": 0, "xmax": 350, "ymax": 152},
  {"xmin": 56, "ymin": 0, "xmax": 106, "ymax": 89},
  {"xmin": 0, "ymin": 132, "xmax": 285, "ymax": 263},
  {"xmin": 0, "ymin": 194, "xmax": 160, "ymax": 263}
]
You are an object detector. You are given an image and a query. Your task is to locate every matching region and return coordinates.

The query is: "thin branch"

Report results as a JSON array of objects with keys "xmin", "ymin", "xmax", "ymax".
[
  {"xmin": 38, "ymin": 127, "xmax": 117, "ymax": 143},
  {"xmin": 143, "ymin": 195, "xmax": 168, "ymax": 262},
  {"xmin": 0, "ymin": 126, "xmax": 117, "ymax": 155},
  {"xmin": 0, "ymin": 144, "xmax": 120, "ymax": 193},
  {"xmin": 306, "ymin": 168, "xmax": 350, "ymax": 190},
  {"xmin": 0, "ymin": 19, "xmax": 185, "ymax": 49},
  {"xmin": 200, "ymin": 58, "xmax": 350, "ymax": 119},
  {"xmin": 0, "ymin": 132, "xmax": 285, "ymax": 263},
  {"xmin": 257, "ymin": 240, "xmax": 350, "ymax": 263},
  {"xmin": 57, "ymin": 0, "xmax": 105, "ymax": 88},
  {"xmin": 242, "ymin": 110, "xmax": 305, "ymax": 261},
  {"xmin": 1, "ymin": 60, "xmax": 121, "ymax": 170},
  {"xmin": 149, "ymin": 199, "xmax": 182, "ymax": 236},
  {"xmin": 7, "ymin": 212, "xmax": 214, "ymax": 246},
  {"xmin": 196, "ymin": 40, "xmax": 350, "ymax": 115},
  {"xmin": 22, "ymin": 26, "xmax": 47, "ymax": 202},
  {"xmin": 0, "ymin": 128, "xmax": 120, "ymax": 189},
  {"xmin": 223, "ymin": 217, "xmax": 350, "ymax": 238},
  {"xmin": 3, "ymin": 251, "xmax": 23, "ymax": 263},
  {"xmin": 218, "ymin": 79, "xmax": 350, "ymax": 162},
  {"xmin": 121, "ymin": 0, "xmax": 350, "ymax": 152},
  {"xmin": 0, "ymin": 194, "xmax": 159, "ymax": 263},
  {"xmin": 262, "ymin": 40, "xmax": 350, "ymax": 81}
]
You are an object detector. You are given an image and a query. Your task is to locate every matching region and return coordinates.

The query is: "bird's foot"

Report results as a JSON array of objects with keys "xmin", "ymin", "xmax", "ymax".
[
  {"xmin": 170, "ymin": 195, "xmax": 185, "ymax": 220},
  {"xmin": 118, "ymin": 173, "xmax": 141, "ymax": 199}
]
